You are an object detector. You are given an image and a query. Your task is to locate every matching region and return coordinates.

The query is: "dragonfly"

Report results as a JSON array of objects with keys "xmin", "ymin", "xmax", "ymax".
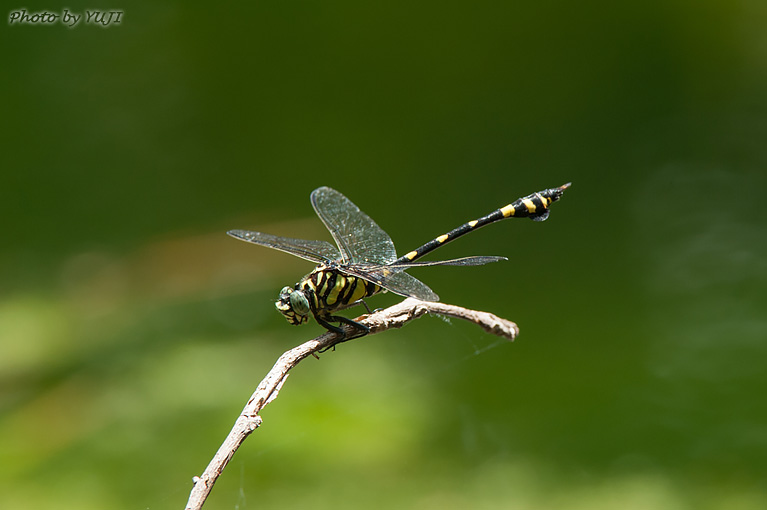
[{"xmin": 228, "ymin": 183, "xmax": 570, "ymax": 339}]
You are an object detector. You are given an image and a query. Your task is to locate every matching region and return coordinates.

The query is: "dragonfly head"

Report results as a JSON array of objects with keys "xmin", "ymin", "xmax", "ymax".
[{"xmin": 276, "ymin": 286, "xmax": 310, "ymax": 325}]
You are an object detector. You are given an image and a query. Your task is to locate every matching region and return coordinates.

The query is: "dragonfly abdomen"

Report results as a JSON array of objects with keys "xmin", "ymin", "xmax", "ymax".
[{"xmin": 395, "ymin": 183, "xmax": 570, "ymax": 264}]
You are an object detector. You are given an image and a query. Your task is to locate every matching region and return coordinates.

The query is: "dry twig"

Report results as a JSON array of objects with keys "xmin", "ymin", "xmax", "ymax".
[{"xmin": 183, "ymin": 298, "xmax": 518, "ymax": 510}]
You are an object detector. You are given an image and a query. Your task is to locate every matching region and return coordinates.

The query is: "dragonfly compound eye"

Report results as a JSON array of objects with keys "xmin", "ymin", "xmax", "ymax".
[
  {"xmin": 275, "ymin": 286, "xmax": 310, "ymax": 325},
  {"xmin": 289, "ymin": 290, "xmax": 310, "ymax": 316}
]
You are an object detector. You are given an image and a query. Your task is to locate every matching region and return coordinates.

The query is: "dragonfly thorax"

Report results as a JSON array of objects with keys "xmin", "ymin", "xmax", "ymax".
[
  {"xmin": 276, "ymin": 286, "xmax": 310, "ymax": 325},
  {"xmin": 275, "ymin": 266, "xmax": 384, "ymax": 327}
]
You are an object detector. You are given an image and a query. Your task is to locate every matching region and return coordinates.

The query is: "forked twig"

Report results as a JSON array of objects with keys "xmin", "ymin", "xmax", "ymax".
[{"xmin": 183, "ymin": 298, "xmax": 518, "ymax": 510}]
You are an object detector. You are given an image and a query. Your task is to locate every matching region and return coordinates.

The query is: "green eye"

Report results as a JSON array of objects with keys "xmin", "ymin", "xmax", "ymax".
[{"xmin": 289, "ymin": 290, "xmax": 310, "ymax": 316}]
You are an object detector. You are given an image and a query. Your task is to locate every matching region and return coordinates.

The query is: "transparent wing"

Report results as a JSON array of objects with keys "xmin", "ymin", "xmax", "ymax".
[
  {"xmin": 341, "ymin": 256, "xmax": 506, "ymax": 301},
  {"xmin": 343, "ymin": 264, "xmax": 439, "ymax": 302},
  {"xmin": 311, "ymin": 186, "xmax": 397, "ymax": 265},
  {"xmin": 227, "ymin": 230, "xmax": 341, "ymax": 264},
  {"xmin": 389, "ymin": 255, "xmax": 507, "ymax": 268}
]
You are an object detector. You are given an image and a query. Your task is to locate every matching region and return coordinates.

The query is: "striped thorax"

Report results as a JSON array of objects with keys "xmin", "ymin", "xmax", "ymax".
[{"xmin": 275, "ymin": 263, "xmax": 383, "ymax": 327}]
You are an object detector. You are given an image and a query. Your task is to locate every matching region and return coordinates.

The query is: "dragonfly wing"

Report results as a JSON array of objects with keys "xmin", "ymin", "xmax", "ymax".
[
  {"xmin": 341, "ymin": 255, "xmax": 507, "ymax": 302},
  {"xmin": 390, "ymin": 255, "xmax": 508, "ymax": 268},
  {"xmin": 344, "ymin": 264, "xmax": 439, "ymax": 302},
  {"xmin": 310, "ymin": 187, "xmax": 398, "ymax": 265},
  {"xmin": 227, "ymin": 230, "xmax": 341, "ymax": 263}
]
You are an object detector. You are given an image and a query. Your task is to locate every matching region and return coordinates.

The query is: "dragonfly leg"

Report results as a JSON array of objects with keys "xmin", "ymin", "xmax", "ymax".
[
  {"xmin": 316, "ymin": 314, "xmax": 369, "ymax": 351},
  {"xmin": 332, "ymin": 315, "xmax": 370, "ymax": 338},
  {"xmin": 315, "ymin": 315, "xmax": 344, "ymax": 335},
  {"xmin": 357, "ymin": 299, "xmax": 385, "ymax": 314}
]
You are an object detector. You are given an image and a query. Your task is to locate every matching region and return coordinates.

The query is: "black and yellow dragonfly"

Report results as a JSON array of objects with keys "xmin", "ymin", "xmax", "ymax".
[{"xmin": 228, "ymin": 183, "xmax": 570, "ymax": 338}]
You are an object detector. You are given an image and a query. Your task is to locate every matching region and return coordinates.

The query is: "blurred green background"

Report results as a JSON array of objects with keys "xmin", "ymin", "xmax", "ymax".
[{"xmin": 2, "ymin": 1, "xmax": 766, "ymax": 509}]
